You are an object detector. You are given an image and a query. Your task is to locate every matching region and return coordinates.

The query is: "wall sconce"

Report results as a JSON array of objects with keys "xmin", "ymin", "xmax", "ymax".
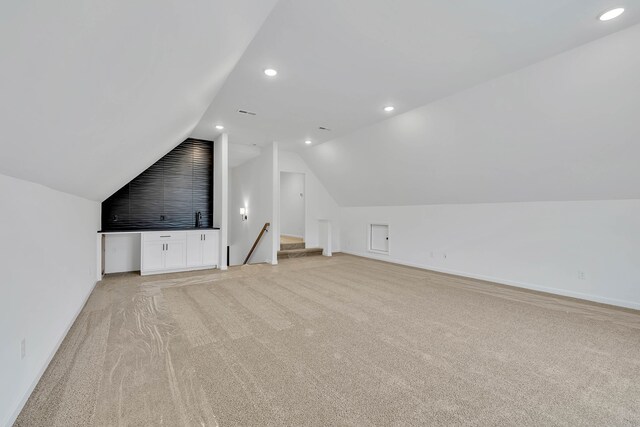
[{"xmin": 240, "ymin": 207, "xmax": 248, "ymax": 221}]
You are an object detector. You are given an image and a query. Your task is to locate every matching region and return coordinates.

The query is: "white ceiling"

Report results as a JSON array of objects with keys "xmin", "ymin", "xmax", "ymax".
[
  {"xmin": 191, "ymin": 0, "xmax": 640, "ymax": 150},
  {"xmin": 0, "ymin": 0, "xmax": 279, "ymax": 201}
]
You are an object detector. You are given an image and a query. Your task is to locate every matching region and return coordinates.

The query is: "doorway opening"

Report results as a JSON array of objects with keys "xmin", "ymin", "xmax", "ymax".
[{"xmin": 279, "ymin": 172, "xmax": 305, "ymax": 249}]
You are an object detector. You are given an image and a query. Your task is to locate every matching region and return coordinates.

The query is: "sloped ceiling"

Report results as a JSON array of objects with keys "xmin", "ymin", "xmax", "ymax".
[
  {"xmin": 0, "ymin": 0, "xmax": 279, "ymax": 201},
  {"xmin": 300, "ymin": 24, "xmax": 640, "ymax": 206}
]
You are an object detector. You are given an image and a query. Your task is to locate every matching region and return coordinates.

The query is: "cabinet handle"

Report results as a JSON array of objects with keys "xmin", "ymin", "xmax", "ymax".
[
  {"xmin": 167, "ymin": 243, "xmax": 169, "ymax": 251},
  {"xmin": 161, "ymin": 235, "xmax": 171, "ymax": 238},
  {"xmin": 204, "ymin": 234, "xmax": 206, "ymax": 241}
]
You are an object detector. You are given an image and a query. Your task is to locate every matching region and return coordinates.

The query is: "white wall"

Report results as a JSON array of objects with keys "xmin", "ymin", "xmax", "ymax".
[
  {"xmin": 228, "ymin": 143, "xmax": 277, "ymax": 266},
  {"xmin": 104, "ymin": 234, "xmax": 140, "ymax": 273},
  {"xmin": 341, "ymin": 200, "xmax": 640, "ymax": 309},
  {"xmin": 279, "ymin": 151, "xmax": 341, "ymax": 251},
  {"xmin": 0, "ymin": 173, "xmax": 100, "ymax": 426},
  {"xmin": 280, "ymin": 172, "xmax": 305, "ymax": 238}
]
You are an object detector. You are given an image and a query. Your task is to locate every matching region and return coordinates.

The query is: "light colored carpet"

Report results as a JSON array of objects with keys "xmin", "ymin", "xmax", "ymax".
[{"xmin": 16, "ymin": 254, "xmax": 640, "ymax": 426}]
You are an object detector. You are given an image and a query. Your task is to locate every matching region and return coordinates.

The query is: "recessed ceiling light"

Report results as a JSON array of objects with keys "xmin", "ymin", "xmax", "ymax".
[
  {"xmin": 215, "ymin": 125, "xmax": 224, "ymax": 130},
  {"xmin": 264, "ymin": 68, "xmax": 278, "ymax": 77},
  {"xmin": 599, "ymin": 7, "xmax": 624, "ymax": 21},
  {"xmin": 305, "ymin": 140, "xmax": 312, "ymax": 145},
  {"xmin": 384, "ymin": 106, "xmax": 395, "ymax": 112}
]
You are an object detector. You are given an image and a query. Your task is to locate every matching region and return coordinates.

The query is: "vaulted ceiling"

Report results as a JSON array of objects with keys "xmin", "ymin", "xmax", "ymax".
[
  {"xmin": 0, "ymin": 0, "xmax": 279, "ymax": 201},
  {"xmin": 2, "ymin": 0, "xmax": 639, "ymax": 205}
]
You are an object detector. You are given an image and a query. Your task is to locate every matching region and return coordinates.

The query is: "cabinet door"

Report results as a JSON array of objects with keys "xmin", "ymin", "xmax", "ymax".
[
  {"xmin": 142, "ymin": 240, "xmax": 164, "ymax": 272},
  {"xmin": 164, "ymin": 240, "xmax": 187, "ymax": 269},
  {"xmin": 202, "ymin": 232, "xmax": 219, "ymax": 267},
  {"xmin": 186, "ymin": 232, "xmax": 203, "ymax": 267}
]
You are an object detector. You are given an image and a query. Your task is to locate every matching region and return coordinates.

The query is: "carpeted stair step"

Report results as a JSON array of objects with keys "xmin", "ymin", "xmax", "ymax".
[
  {"xmin": 280, "ymin": 242, "xmax": 306, "ymax": 250},
  {"xmin": 278, "ymin": 247, "xmax": 323, "ymax": 259}
]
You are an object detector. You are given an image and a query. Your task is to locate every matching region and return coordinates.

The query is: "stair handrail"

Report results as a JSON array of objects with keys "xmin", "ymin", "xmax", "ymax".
[{"xmin": 243, "ymin": 222, "xmax": 270, "ymax": 265}]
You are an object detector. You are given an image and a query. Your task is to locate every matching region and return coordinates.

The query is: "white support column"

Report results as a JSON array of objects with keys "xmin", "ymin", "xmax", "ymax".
[
  {"xmin": 270, "ymin": 141, "xmax": 280, "ymax": 265},
  {"xmin": 214, "ymin": 133, "xmax": 229, "ymax": 270},
  {"xmin": 318, "ymin": 219, "xmax": 332, "ymax": 256},
  {"xmin": 96, "ymin": 233, "xmax": 104, "ymax": 280}
]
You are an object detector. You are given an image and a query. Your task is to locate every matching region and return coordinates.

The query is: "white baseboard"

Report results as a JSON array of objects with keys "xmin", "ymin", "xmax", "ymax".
[
  {"xmin": 6, "ymin": 280, "xmax": 99, "ymax": 427},
  {"xmin": 341, "ymin": 250, "xmax": 640, "ymax": 311}
]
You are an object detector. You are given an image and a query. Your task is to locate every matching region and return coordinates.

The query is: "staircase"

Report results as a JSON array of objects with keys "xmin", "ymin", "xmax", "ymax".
[{"xmin": 278, "ymin": 239, "xmax": 323, "ymax": 259}]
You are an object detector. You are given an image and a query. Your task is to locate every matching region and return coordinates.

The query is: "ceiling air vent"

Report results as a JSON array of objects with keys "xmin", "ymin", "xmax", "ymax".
[{"xmin": 238, "ymin": 109, "xmax": 257, "ymax": 116}]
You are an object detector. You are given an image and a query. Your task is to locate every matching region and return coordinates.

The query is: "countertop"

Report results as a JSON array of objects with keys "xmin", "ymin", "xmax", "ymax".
[{"xmin": 98, "ymin": 227, "xmax": 220, "ymax": 234}]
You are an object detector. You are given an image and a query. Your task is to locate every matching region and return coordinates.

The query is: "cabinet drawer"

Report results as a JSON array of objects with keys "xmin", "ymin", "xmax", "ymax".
[{"xmin": 143, "ymin": 231, "xmax": 187, "ymax": 242}]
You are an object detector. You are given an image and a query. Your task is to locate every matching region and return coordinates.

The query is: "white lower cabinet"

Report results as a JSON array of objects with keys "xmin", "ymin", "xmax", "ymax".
[
  {"xmin": 187, "ymin": 230, "xmax": 219, "ymax": 268},
  {"xmin": 141, "ymin": 232, "xmax": 187, "ymax": 274},
  {"xmin": 141, "ymin": 230, "xmax": 219, "ymax": 275},
  {"xmin": 202, "ymin": 232, "xmax": 218, "ymax": 265}
]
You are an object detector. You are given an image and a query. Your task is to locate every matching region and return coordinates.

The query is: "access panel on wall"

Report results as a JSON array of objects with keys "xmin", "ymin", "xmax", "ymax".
[{"xmin": 101, "ymin": 139, "xmax": 213, "ymax": 231}]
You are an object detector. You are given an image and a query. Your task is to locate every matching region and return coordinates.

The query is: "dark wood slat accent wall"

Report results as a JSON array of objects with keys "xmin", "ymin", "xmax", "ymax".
[{"xmin": 101, "ymin": 139, "xmax": 213, "ymax": 231}]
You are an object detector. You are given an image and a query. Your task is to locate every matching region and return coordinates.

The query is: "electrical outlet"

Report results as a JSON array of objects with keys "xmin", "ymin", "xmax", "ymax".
[
  {"xmin": 578, "ymin": 271, "xmax": 586, "ymax": 280},
  {"xmin": 21, "ymin": 339, "xmax": 26, "ymax": 359}
]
